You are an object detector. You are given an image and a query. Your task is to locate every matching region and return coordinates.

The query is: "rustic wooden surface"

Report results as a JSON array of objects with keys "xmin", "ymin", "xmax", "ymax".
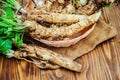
[{"xmin": 0, "ymin": 4, "xmax": 120, "ymax": 80}]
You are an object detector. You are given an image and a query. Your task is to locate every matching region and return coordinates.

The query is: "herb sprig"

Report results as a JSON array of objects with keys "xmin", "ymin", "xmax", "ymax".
[{"xmin": 0, "ymin": 0, "xmax": 26, "ymax": 54}]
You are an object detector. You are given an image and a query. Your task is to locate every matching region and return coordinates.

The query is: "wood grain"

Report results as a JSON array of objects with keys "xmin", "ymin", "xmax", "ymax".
[{"xmin": 0, "ymin": 4, "xmax": 120, "ymax": 80}]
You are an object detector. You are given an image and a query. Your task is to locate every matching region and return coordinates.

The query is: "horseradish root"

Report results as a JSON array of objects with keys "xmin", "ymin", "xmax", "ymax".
[
  {"xmin": 26, "ymin": 11, "xmax": 101, "ymax": 39},
  {"xmin": 39, "ymin": 24, "xmax": 96, "ymax": 47},
  {"xmin": 14, "ymin": 44, "xmax": 82, "ymax": 72},
  {"xmin": 27, "ymin": 11, "xmax": 101, "ymax": 24}
]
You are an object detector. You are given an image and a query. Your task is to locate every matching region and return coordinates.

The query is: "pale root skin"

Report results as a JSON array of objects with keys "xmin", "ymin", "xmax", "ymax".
[
  {"xmin": 27, "ymin": 13, "xmax": 87, "ymax": 23},
  {"xmin": 38, "ymin": 24, "xmax": 96, "ymax": 47},
  {"xmin": 26, "ymin": 11, "xmax": 101, "ymax": 40},
  {"xmin": 14, "ymin": 44, "xmax": 82, "ymax": 72},
  {"xmin": 27, "ymin": 11, "xmax": 101, "ymax": 24}
]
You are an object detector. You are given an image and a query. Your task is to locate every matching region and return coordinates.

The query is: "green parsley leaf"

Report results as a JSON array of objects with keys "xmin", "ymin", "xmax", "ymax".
[
  {"xmin": 4, "ymin": 7, "xmax": 14, "ymax": 19},
  {"xmin": 0, "ymin": 38, "xmax": 12, "ymax": 54},
  {"xmin": 15, "ymin": 33, "xmax": 23, "ymax": 48},
  {"xmin": 75, "ymin": 0, "xmax": 79, "ymax": 4}
]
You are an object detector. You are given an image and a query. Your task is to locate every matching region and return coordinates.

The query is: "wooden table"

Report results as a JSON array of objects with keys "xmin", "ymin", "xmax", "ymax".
[{"xmin": 0, "ymin": 4, "xmax": 120, "ymax": 80}]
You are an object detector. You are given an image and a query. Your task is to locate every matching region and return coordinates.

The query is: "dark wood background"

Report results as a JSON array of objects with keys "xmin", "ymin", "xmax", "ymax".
[{"xmin": 0, "ymin": 4, "xmax": 120, "ymax": 80}]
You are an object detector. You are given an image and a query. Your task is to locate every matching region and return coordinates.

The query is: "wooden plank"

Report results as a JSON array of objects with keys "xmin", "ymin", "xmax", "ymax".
[
  {"xmin": 0, "ymin": 4, "xmax": 120, "ymax": 80},
  {"xmin": 0, "ymin": 56, "xmax": 41, "ymax": 80}
]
